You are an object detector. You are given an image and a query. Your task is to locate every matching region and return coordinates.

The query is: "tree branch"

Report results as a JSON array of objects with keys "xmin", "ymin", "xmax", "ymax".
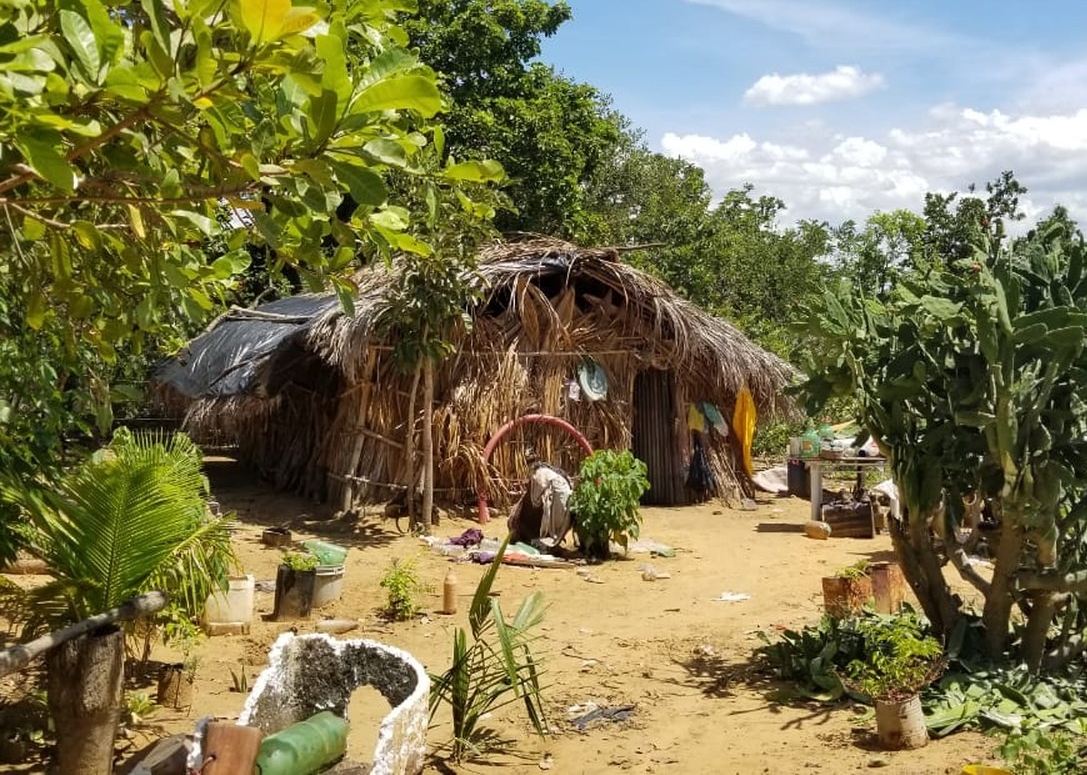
[
  {"xmin": 944, "ymin": 534, "xmax": 992, "ymax": 597},
  {"xmin": 0, "ymin": 591, "xmax": 167, "ymax": 678},
  {"xmin": 0, "ymin": 107, "xmax": 153, "ymax": 196},
  {"xmin": 1018, "ymin": 570, "xmax": 1087, "ymax": 593}
]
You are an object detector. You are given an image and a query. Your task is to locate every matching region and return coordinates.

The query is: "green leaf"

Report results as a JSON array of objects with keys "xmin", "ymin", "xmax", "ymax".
[
  {"xmin": 171, "ymin": 210, "xmax": 217, "ymax": 237},
  {"xmin": 307, "ymin": 88, "xmax": 340, "ymax": 145},
  {"xmin": 140, "ymin": 0, "xmax": 173, "ymax": 58},
  {"xmin": 351, "ymin": 75, "xmax": 442, "ymax": 117},
  {"xmin": 237, "ymin": 0, "xmax": 289, "ymax": 43},
  {"xmin": 59, "ymin": 9, "xmax": 100, "ymax": 82},
  {"xmin": 444, "ymin": 159, "xmax": 505, "ymax": 183},
  {"xmin": 16, "ymin": 135, "xmax": 76, "ymax": 192}
]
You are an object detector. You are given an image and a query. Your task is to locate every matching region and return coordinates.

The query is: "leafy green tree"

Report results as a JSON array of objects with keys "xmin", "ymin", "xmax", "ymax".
[
  {"xmin": 0, "ymin": 0, "xmax": 461, "ymax": 532},
  {"xmin": 404, "ymin": 0, "xmax": 630, "ymax": 239},
  {"xmin": 831, "ymin": 210, "xmax": 925, "ymax": 299}
]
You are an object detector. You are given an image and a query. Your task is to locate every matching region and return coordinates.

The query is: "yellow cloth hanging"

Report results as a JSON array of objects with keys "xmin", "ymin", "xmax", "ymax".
[
  {"xmin": 687, "ymin": 403, "xmax": 707, "ymax": 433},
  {"xmin": 732, "ymin": 387, "xmax": 757, "ymax": 477}
]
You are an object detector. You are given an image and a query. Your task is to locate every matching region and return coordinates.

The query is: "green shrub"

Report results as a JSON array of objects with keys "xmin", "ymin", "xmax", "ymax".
[
  {"xmin": 380, "ymin": 557, "xmax": 428, "ymax": 621},
  {"xmin": 569, "ymin": 449, "xmax": 650, "ymax": 559}
]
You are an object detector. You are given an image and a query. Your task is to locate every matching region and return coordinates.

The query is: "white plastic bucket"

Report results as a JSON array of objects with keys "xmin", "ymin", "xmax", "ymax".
[
  {"xmin": 312, "ymin": 565, "xmax": 345, "ymax": 609},
  {"xmin": 204, "ymin": 574, "xmax": 255, "ymax": 634}
]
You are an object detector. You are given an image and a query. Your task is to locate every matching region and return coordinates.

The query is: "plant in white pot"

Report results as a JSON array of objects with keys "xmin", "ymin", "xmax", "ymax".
[{"xmin": 843, "ymin": 613, "xmax": 945, "ymax": 751}]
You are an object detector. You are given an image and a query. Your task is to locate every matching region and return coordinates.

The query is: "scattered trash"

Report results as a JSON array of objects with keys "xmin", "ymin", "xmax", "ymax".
[
  {"xmin": 714, "ymin": 592, "xmax": 751, "ymax": 603},
  {"xmin": 639, "ymin": 564, "xmax": 671, "ymax": 581},
  {"xmin": 627, "ymin": 539, "xmax": 676, "ymax": 558},
  {"xmin": 255, "ymin": 580, "xmax": 276, "ymax": 594},
  {"xmin": 315, "ymin": 619, "xmax": 358, "ymax": 635},
  {"xmin": 538, "ymin": 753, "xmax": 554, "ymax": 770},
  {"xmin": 804, "ymin": 521, "xmax": 832, "ymax": 540},
  {"xmin": 570, "ymin": 704, "xmax": 636, "ymax": 731}
]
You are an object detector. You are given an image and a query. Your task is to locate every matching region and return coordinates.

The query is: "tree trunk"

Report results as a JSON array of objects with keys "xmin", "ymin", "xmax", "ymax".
[
  {"xmin": 888, "ymin": 504, "xmax": 958, "ymax": 638},
  {"xmin": 982, "ymin": 520, "xmax": 1025, "ymax": 662},
  {"xmin": 422, "ymin": 359, "xmax": 435, "ymax": 529},
  {"xmin": 1022, "ymin": 590, "xmax": 1058, "ymax": 673},
  {"xmin": 47, "ymin": 626, "xmax": 125, "ymax": 775},
  {"xmin": 404, "ymin": 362, "xmax": 422, "ymax": 525}
]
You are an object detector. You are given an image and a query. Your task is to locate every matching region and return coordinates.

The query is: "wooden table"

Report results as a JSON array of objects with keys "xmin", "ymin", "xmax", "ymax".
[{"xmin": 808, "ymin": 456, "xmax": 889, "ymax": 522}]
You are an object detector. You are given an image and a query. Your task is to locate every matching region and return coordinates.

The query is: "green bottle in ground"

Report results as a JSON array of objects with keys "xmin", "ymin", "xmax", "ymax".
[{"xmin": 254, "ymin": 711, "xmax": 348, "ymax": 775}]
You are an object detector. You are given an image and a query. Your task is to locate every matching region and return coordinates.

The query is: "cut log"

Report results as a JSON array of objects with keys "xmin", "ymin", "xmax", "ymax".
[{"xmin": 47, "ymin": 626, "xmax": 125, "ymax": 775}]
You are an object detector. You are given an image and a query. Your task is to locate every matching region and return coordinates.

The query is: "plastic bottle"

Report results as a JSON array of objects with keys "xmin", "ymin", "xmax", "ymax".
[
  {"xmin": 799, "ymin": 427, "xmax": 821, "ymax": 459},
  {"xmin": 443, "ymin": 567, "xmax": 458, "ymax": 614},
  {"xmin": 254, "ymin": 711, "xmax": 348, "ymax": 775}
]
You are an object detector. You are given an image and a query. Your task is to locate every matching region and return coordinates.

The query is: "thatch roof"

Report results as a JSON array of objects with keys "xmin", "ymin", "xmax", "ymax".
[{"xmin": 160, "ymin": 239, "xmax": 795, "ymax": 416}]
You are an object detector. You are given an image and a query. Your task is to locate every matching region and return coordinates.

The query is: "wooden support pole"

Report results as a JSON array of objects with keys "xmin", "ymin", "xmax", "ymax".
[
  {"xmin": 340, "ymin": 347, "xmax": 379, "ymax": 512},
  {"xmin": 0, "ymin": 591, "xmax": 167, "ymax": 678}
]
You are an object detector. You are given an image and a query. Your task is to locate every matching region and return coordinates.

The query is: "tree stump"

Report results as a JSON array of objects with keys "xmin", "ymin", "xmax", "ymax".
[{"xmin": 47, "ymin": 626, "xmax": 125, "ymax": 775}]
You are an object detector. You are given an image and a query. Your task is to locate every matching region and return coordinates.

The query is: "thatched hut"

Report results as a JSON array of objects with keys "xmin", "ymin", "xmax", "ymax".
[{"xmin": 154, "ymin": 239, "xmax": 795, "ymax": 512}]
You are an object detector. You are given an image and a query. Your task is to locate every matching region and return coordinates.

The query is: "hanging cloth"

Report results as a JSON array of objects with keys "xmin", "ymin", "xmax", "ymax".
[
  {"xmin": 687, "ymin": 403, "xmax": 707, "ymax": 433},
  {"xmin": 577, "ymin": 361, "xmax": 608, "ymax": 402},
  {"xmin": 700, "ymin": 402, "xmax": 728, "ymax": 435},
  {"xmin": 732, "ymin": 387, "xmax": 757, "ymax": 478}
]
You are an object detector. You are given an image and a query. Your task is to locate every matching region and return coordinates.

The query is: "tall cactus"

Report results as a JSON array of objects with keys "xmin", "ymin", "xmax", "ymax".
[{"xmin": 801, "ymin": 222, "xmax": 1087, "ymax": 671}]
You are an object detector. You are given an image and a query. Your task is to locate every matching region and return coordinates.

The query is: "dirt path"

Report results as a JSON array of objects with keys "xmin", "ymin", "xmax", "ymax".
[{"xmin": 4, "ymin": 460, "xmax": 1003, "ymax": 773}]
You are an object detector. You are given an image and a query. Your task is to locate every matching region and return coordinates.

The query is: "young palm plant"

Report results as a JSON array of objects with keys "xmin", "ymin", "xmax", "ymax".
[
  {"xmin": 429, "ymin": 536, "xmax": 548, "ymax": 761},
  {"xmin": 4, "ymin": 428, "xmax": 235, "ymax": 775}
]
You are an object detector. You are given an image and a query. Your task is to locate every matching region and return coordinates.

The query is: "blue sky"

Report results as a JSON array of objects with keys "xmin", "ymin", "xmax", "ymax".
[{"xmin": 538, "ymin": 0, "xmax": 1087, "ymax": 227}]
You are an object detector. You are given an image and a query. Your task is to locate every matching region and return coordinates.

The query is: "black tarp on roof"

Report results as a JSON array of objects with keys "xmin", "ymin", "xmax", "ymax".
[{"xmin": 156, "ymin": 294, "xmax": 340, "ymax": 398}]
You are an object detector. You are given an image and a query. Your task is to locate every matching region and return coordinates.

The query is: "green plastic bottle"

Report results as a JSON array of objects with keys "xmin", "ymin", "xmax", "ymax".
[
  {"xmin": 799, "ymin": 428, "xmax": 821, "ymax": 459},
  {"xmin": 254, "ymin": 712, "xmax": 349, "ymax": 775}
]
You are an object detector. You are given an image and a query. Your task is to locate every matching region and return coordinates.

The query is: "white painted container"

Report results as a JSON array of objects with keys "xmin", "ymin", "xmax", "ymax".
[
  {"xmin": 312, "ymin": 565, "xmax": 345, "ymax": 609},
  {"xmin": 204, "ymin": 574, "xmax": 255, "ymax": 635}
]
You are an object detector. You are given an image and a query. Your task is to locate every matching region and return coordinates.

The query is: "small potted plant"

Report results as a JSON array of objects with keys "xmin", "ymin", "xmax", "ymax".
[
  {"xmin": 156, "ymin": 609, "xmax": 201, "ymax": 710},
  {"xmin": 821, "ymin": 560, "xmax": 872, "ymax": 618},
  {"xmin": 842, "ymin": 615, "xmax": 944, "ymax": 750},
  {"xmin": 568, "ymin": 449, "xmax": 651, "ymax": 561},
  {"xmin": 273, "ymin": 551, "xmax": 319, "ymax": 620}
]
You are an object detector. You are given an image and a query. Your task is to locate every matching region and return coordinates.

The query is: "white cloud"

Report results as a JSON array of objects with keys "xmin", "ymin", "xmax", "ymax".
[
  {"xmin": 660, "ymin": 106, "xmax": 1087, "ymax": 227},
  {"xmin": 743, "ymin": 66, "xmax": 884, "ymax": 106}
]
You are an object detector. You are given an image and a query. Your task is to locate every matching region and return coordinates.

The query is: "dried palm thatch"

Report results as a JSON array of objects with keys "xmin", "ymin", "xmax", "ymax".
[{"xmin": 153, "ymin": 239, "xmax": 797, "ymax": 509}]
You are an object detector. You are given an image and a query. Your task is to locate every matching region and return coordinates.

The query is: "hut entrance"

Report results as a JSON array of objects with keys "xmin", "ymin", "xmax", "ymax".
[{"xmin": 632, "ymin": 369, "xmax": 682, "ymax": 506}]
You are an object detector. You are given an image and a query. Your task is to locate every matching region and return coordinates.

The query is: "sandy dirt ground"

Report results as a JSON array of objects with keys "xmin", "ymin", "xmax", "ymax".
[{"xmin": 2, "ymin": 458, "xmax": 1006, "ymax": 774}]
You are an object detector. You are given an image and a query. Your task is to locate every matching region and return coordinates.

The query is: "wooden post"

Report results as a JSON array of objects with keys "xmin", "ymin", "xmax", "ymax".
[
  {"xmin": 201, "ymin": 722, "xmax": 263, "ymax": 775},
  {"xmin": 422, "ymin": 359, "xmax": 435, "ymax": 528},
  {"xmin": 47, "ymin": 627, "xmax": 125, "ymax": 775},
  {"xmin": 340, "ymin": 347, "xmax": 379, "ymax": 512},
  {"xmin": 403, "ymin": 362, "xmax": 422, "ymax": 524}
]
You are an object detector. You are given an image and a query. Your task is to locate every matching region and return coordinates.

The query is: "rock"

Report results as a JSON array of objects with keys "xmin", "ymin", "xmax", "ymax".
[
  {"xmin": 116, "ymin": 734, "xmax": 190, "ymax": 775},
  {"xmin": 804, "ymin": 521, "xmax": 832, "ymax": 540}
]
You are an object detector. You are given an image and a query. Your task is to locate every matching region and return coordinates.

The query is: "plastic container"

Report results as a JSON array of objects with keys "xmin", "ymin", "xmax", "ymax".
[
  {"xmin": 301, "ymin": 540, "xmax": 347, "ymax": 566},
  {"xmin": 443, "ymin": 568, "xmax": 458, "ymax": 614},
  {"xmin": 798, "ymin": 429, "xmax": 821, "ymax": 459},
  {"xmin": 312, "ymin": 565, "xmax": 345, "ymax": 608},
  {"xmin": 204, "ymin": 575, "xmax": 255, "ymax": 635},
  {"xmin": 253, "ymin": 711, "xmax": 348, "ymax": 775}
]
